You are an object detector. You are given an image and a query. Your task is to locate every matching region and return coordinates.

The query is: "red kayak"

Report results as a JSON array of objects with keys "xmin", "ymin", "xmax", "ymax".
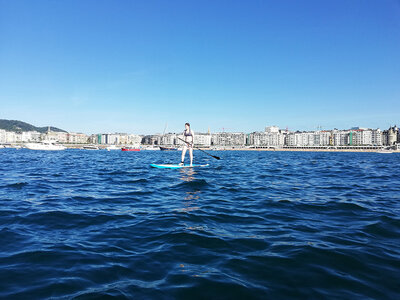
[{"xmin": 121, "ymin": 147, "xmax": 140, "ymax": 151}]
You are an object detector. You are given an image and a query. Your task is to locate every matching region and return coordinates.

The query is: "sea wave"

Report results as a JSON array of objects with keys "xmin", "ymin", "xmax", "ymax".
[{"xmin": 0, "ymin": 150, "xmax": 399, "ymax": 299}]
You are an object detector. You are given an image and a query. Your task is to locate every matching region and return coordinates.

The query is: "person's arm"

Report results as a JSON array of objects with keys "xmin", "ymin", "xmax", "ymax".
[{"xmin": 191, "ymin": 130, "xmax": 195, "ymax": 146}]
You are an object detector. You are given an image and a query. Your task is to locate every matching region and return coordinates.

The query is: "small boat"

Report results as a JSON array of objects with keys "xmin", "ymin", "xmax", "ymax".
[
  {"xmin": 159, "ymin": 146, "xmax": 178, "ymax": 151},
  {"xmin": 143, "ymin": 146, "xmax": 160, "ymax": 151},
  {"xmin": 83, "ymin": 145, "xmax": 99, "ymax": 150},
  {"xmin": 106, "ymin": 145, "xmax": 120, "ymax": 151},
  {"xmin": 377, "ymin": 149, "xmax": 393, "ymax": 154},
  {"xmin": 25, "ymin": 140, "xmax": 66, "ymax": 151},
  {"xmin": 121, "ymin": 147, "xmax": 140, "ymax": 151}
]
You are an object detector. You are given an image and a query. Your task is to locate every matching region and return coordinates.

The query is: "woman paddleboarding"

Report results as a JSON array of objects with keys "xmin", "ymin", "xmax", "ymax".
[{"xmin": 180, "ymin": 123, "xmax": 194, "ymax": 166}]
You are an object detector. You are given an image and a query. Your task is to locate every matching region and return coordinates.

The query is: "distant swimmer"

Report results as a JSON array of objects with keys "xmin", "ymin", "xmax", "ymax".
[{"xmin": 180, "ymin": 122, "xmax": 194, "ymax": 166}]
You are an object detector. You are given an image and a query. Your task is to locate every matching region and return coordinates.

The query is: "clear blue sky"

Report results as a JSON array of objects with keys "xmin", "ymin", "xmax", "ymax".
[{"xmin": 1, "ymin": 0, "xmax": 399, "ymax": 134}]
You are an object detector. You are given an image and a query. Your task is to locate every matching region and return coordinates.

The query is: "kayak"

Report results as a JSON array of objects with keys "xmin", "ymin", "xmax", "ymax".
[{"xmin": 150, "ymin": 164, "xmax": 209, "ymax": 169}]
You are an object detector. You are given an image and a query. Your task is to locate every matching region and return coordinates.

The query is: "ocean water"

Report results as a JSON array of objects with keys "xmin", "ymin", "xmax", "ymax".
[{"xmin": 0, "ymin": 149, "xmax": 399, "ymax": 299}]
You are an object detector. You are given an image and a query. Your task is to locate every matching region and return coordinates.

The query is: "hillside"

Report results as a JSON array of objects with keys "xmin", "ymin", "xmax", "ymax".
[{"xmin": 0, "ymin": 119, "xmax": 67, "ymax": 133}]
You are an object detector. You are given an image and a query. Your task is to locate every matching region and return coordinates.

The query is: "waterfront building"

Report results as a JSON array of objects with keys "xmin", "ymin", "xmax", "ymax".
[
  {"xmin": 212, "ymin": 132, "xmax": 246, "ymax": 147},
  {"xmin": 105, "ymin": 134, "xmax": 118, "ymax": 144},
  {"xmin": 6, "ymin": 131, "xmax": 16, "ymax": 143},
  {"xmin": 333, "ymin": 130, "xmax": 349, "ymax": 146},
  {"xmin": 161, "ymin": 133, "xmax": 176, "ymax": 146},
  {"xmin": 122, "ymin": 134, "xmax": 142, "ymax": 145},
  {"xmin": 100, "ymin": 134, "xmax": 108, "ymax": 144},
  {"xmin": 397, "ymin": 128, "xmax": 400, "ymax": 145},
  {"xmin": 349, "ymin": 129, "xmax": 378, "ymax": 146},
  {"xmin": 313, "ymin": 131, "xmax": 331, "ymax": 146},
  {"xmin": 194, "ymin": 133, "xmax": 211, "ymax": 147},
  {"xmin": 88, "ymin": 133, "xmax": 141, "ymax": 145},
  {"xmin": 285, "ymin": 128, "xmax": 383, "ymax": 147},
  {"xmin": 142, "ymin": 135, "xmax": 162, "ymax": 145},
  {"xmin": 88, "ymin": 134, "xmax": 99, "ymax": 144},
  {"xmin": 67, "ymin": 133, "xmax": 88, "ymax": 144},
  {"xmin": 0, "ymin": 129, "xmax": 6, "ymax": 143},
  {"xmin": 371, "ymin": 129, "xmax": 383, "ymax": 146},
  {"xmin": 0, "ymin": 130, "xmax": 41, "ymax": 143},
  {"xmin": 21, "ymin": 131, "xmax": 41, "ymax": 142},
  {"xmin": 175, "ymin": 132, "xmax": 211, "ymax": 147},
  {"xmin": 293, "ymin": 131, "xmax": 316, "ymax": 147},
  {"xmin": 383, "ymin": 126, "xmax": 398, "ymax": 146},
  {"xmin": 249, "ymin": 130, "xmax": 285, "ymax": 147},
  {"xmin": 41, "ymin": 131, "xmax": 68, "ymax": 143},
  {"xmin": 285, "ymin": 132, "xmax": 298, "ymax": 147}
]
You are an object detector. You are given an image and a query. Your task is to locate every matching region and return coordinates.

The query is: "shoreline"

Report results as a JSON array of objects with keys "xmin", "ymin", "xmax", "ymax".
[
  {"xmin": 217, "ymin": 148, "xmax": 400, "ymax": 153},
  {"xmin": 2, "ymin": 143, "xmax": 399, "ymax": 153}
]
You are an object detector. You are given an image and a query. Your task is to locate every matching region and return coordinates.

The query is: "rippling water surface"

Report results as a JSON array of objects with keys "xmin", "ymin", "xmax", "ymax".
[{"xmin": 1, "ymin": 149, "xmax": 399, "ymax": 299}]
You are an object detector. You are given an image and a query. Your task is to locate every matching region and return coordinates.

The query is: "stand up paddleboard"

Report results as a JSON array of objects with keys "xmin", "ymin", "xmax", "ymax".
[{"xmin": 150, "ymin": 164, "xmax": 209, "ymax": 169}]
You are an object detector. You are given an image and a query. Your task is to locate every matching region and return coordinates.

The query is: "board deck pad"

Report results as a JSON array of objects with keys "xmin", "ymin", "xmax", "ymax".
[{"xmin": 150, "ymin": 164, "xmax": 209, "ymax": 169}]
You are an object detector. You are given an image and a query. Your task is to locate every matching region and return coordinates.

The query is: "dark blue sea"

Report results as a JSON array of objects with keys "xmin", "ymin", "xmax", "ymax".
[{"xmin": 1, "ymin": 149, "xmax": 399, "ymax": 299}]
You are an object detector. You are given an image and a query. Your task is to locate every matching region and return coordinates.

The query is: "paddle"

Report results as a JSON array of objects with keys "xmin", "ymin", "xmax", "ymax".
[{"xmin": 177, "ymin": 137, "xmax": 221, "ymax": 160}]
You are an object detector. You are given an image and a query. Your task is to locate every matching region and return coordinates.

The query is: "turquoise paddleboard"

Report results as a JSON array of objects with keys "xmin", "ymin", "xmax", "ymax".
[{"xmin": 150, "ymin": 164, "xmax": 209, "ymax": 169}]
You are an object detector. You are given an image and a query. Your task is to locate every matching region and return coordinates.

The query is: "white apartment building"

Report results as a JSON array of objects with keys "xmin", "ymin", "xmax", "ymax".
[
  {"xmin": 0, "ymin": 129, "xmax": 6, "ymax": 143},
  {"xmin": 42, "ymin": 131, "xmax": 68, "ymax": 143},
  {"xmin": 349, "ymin": 129, "xmax": 383, "ymax": 146},
  {"xmin": 249, "ymin": 131, "xmax": 285, "ymax": 147},
  {"xmin": 333, "ymin": 130, "xmax": 349, "ymax": 146},
  {"xmin": 176, "ymin": 133, "xmax": 211, "ymax": 147},
  {"xmin": 360, "ymin": 130, "xmax": 372, "ymax": 145},
  {"xmin": 0, "ymin": 130, "xmax": 41, "ymax": 143},
  {"xmin": 89, "ymin": 133, "xmax": 141, "ymax": 145},
  {"xmin": 212, "ymin": 132, "xmax": 246, "ymax": 147},
  {"xmin": 316, "ymin": 131, "xmax": 331, "ymax": 146},
  {"xmin": 120, "ymin": 134, "xmax": 142, "ymax": 145},
  {"xmin": 67, "ymin": 133, "xmax": 88, "ymax": 144},
  {"xmin": 194, "ymin": 133, "xmax": 211, "ymax": 147},
  {"xmin": 21, "ymin": 131, "xmax": 41, "ymax": 142},
  {"xmin": 287, "ymin": 132, "xmax": 315, "ymax": 146},
  {"xmin": 372, "ymin": 129, "xmax": 382, "ymax": 146},
  {"xmin": 161, "ymin": 133, "xmax": 176, "ymax": 146}
]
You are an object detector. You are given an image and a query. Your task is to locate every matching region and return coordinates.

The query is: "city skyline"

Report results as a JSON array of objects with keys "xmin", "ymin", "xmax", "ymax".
[
  {"xmin": 2, "ymin": 123, "xmax": 399, "ymax": 149},
  {"xmin": 1, "ymin": 1, "xmax": 399, "ymax": 134},
  {"xmin": 0, "ymin": 118, "xmax": 398, "ymax": 136}
]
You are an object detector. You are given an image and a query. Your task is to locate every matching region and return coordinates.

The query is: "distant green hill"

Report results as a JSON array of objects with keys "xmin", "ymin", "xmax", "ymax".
[{"xmin": 0, "ymin": 119, "xmax": 67, "ymax": 133}]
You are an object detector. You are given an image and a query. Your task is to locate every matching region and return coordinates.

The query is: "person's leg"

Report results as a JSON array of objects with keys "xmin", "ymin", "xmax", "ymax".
[
  {"xmin": 189, "ymin": 147, "xmax": 193, "ymax": 166},
  {"xmin": 181, "ymin": 145, "xmax": 187, "ymax": 164}
]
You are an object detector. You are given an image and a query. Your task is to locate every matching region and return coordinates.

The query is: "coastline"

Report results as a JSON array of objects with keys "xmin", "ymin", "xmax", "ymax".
[
  {"xmin": 223, "ymin": 148, "xmax": 400, "ymax": 153},
  {"xmin": 2, "ymin": 143, "xmax": 399, "ymax": 153}
]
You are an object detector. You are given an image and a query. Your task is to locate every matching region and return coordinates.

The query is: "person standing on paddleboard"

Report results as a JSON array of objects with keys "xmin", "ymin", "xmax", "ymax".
[{"xmin": 180, "ymin": 123, "xmax": 194, "ymax": 166}]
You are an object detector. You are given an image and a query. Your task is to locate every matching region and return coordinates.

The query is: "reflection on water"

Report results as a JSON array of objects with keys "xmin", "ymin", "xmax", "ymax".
[
  {"xmin": 179, "ymin": 168, "xmax": 201, "ymax": 212},
  {"xmin": 179, "ymin": 168, "xmax": 196, "ymax": 182},
  {"xmin": 184, "ymin": 191, "xmax": 200, "ymax": 201},
  {"xmin": 182, "ymin": 191, "xmax": 201, "ymax": 213}
]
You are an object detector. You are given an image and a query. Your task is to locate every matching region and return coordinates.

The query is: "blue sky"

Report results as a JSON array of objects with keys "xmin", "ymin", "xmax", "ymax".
[{"xmin": 1, "ymin": 0, "xmax": 399, "ymax": 134}]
